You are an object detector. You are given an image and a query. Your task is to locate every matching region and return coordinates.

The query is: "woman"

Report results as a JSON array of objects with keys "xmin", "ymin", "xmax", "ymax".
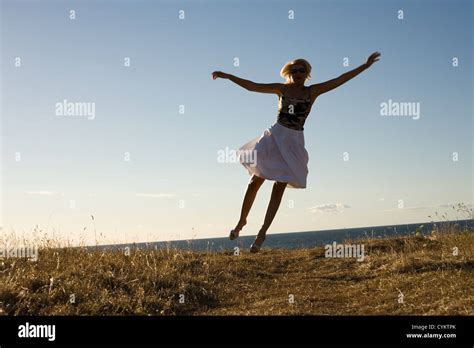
[{"xmin": 212, "ymin": 52, "xmax": 380, "ymax": 253}]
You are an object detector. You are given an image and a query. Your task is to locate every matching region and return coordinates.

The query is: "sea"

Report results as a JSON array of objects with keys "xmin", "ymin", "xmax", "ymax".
[{"xmin": 97, "ymin": 219, "xmax": 473, "ymax": 252}]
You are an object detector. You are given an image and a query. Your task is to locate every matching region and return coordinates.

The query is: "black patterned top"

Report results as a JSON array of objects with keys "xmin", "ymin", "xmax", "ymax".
[{"xmin": 277, "ymin": 86, "xmax": 312, "ymax": 131}]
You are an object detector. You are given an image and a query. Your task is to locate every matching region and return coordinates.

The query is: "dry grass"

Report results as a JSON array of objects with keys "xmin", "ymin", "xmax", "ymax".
[{"xmin": 0, "ymin": 222, "xmax": 472, "ymax": 315}]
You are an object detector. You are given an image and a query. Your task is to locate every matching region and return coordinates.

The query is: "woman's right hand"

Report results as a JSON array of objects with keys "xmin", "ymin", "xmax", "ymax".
[{"xmin": 212, "ymin": 71, "xmax": 229, "ymax": 80}]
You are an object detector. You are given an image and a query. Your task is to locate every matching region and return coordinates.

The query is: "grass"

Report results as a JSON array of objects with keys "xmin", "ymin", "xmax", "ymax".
[{"xmin": 0, "ymin": 221, "xmax": 472, "ymax": 316}]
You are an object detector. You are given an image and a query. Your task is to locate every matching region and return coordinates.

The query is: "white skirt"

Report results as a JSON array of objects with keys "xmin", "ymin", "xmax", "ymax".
[{"xmin": 237, "ymin": 122, "xmax": 309, "ymax": 189}]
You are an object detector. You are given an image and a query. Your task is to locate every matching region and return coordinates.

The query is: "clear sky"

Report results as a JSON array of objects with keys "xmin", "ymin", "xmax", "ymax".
[{"xmin": 1, "ymin": 0, "xmax": 472, "ymax": 246}]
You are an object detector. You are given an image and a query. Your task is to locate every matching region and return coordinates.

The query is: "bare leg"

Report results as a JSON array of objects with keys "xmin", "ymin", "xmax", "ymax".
[
  {"xmin": 254, "ymin": 181, "xmax": 287, "ymax": 246},
  {"xmin": 232, "ymin": 175, "xmax": 265, "ymax": 233}
]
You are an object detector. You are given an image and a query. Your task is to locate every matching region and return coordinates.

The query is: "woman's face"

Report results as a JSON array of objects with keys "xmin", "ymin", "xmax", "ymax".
[{"xmin": 290, "ymin": 64, "xmax": 308, "ymax": 83}]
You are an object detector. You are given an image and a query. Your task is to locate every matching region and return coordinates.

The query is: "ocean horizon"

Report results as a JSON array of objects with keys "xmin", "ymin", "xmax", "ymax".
[{"xmin": 95, "ymin": 219, "xmax": 473, "ymax": 252}]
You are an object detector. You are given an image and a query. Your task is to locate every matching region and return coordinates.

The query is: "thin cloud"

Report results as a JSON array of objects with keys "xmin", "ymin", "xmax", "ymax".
[
  {"xmin": 374, "ymin": 206, "xmax": 435, "ymax": 212},
  {"xmin": 135, "ymin": 193, "xmax": 178, "ymax": 198},
  {"xmin": 438, "ymin": 203, "xmax": 473, "ymax": 208},
  {"xmin": 374, "ymin": 202, "xmax": 472, "ymax": 213},
  {"xmin": 308, "ymin": 203, "xmax": 350, "ymax": 214},
  {"xmin": 24, "ymin": 190, "xmax": 57, "ymax": 195}
]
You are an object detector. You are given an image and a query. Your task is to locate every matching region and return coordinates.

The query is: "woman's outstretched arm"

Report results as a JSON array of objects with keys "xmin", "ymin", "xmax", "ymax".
[
  {"xmin": 212, "ymin": 71, "xmax": 283, "ymax": 95},
  {"xmin": 311, "ymin": 51, "xmax": 381, "ymax": 96}
]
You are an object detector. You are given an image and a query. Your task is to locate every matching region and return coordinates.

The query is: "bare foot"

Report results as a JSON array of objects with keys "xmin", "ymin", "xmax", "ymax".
[
  {"xmin": 250, "ymin": 233, "xmax": 266, "ymax": 253},
  {"xmin": 229, "ymin": 219, "xmax": 247, "ymax": 240}
]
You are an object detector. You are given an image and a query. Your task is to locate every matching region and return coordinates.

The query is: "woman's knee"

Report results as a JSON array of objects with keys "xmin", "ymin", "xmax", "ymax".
[
  {"xmin": 249, "ymin": 175, "xmax": 265, "ymax": 188},
  {"xmin": 273, "ymin": 181, "xmax": 287, "ymax": 191},
  {"xmin": 274, "ymin": 181, "xmax": 287, "ymax": 187}
]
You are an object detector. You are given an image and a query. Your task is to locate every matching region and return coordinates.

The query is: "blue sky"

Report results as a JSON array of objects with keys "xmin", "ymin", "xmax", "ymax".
[{"xmin": 1, "ymin": 0, "xmax": 472, "ymax": 245}]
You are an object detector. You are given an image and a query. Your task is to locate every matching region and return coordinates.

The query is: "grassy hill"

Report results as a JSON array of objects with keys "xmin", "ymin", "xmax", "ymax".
[{"xmin": 0, "ymin": 222, "xmax": 472, "ymax": 315}]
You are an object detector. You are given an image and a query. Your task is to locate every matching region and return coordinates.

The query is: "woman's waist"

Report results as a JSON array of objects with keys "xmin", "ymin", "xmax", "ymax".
[
  {"xmin": 277, "ymin": 111, "xmax": 310, "ymax": 118},
  {"xmin": 271, "ymin": 120, "xmax": 306, "ymax": 134}
]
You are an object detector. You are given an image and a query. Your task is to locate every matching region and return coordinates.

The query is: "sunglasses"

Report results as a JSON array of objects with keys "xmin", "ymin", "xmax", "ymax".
[{"xmin": 290, "ymin": 68, "xmax": 306, "ymax": 74}]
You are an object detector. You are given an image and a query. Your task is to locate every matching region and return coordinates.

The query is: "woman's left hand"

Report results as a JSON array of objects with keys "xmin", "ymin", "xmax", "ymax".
[{"xmin": 365, "ymin": 51, "xmax": 381, "ymax": 68}]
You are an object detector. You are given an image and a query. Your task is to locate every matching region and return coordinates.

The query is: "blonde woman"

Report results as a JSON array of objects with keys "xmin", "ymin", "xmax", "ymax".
[{"xmin": 212, "ymin": 52, "xmax": 380, "ymax": 253}]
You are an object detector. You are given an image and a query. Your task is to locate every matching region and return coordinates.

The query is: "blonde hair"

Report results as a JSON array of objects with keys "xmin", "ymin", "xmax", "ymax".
[{"xmin": 280, "ymin": 58, "xmax": 312, "ymax": 83}]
